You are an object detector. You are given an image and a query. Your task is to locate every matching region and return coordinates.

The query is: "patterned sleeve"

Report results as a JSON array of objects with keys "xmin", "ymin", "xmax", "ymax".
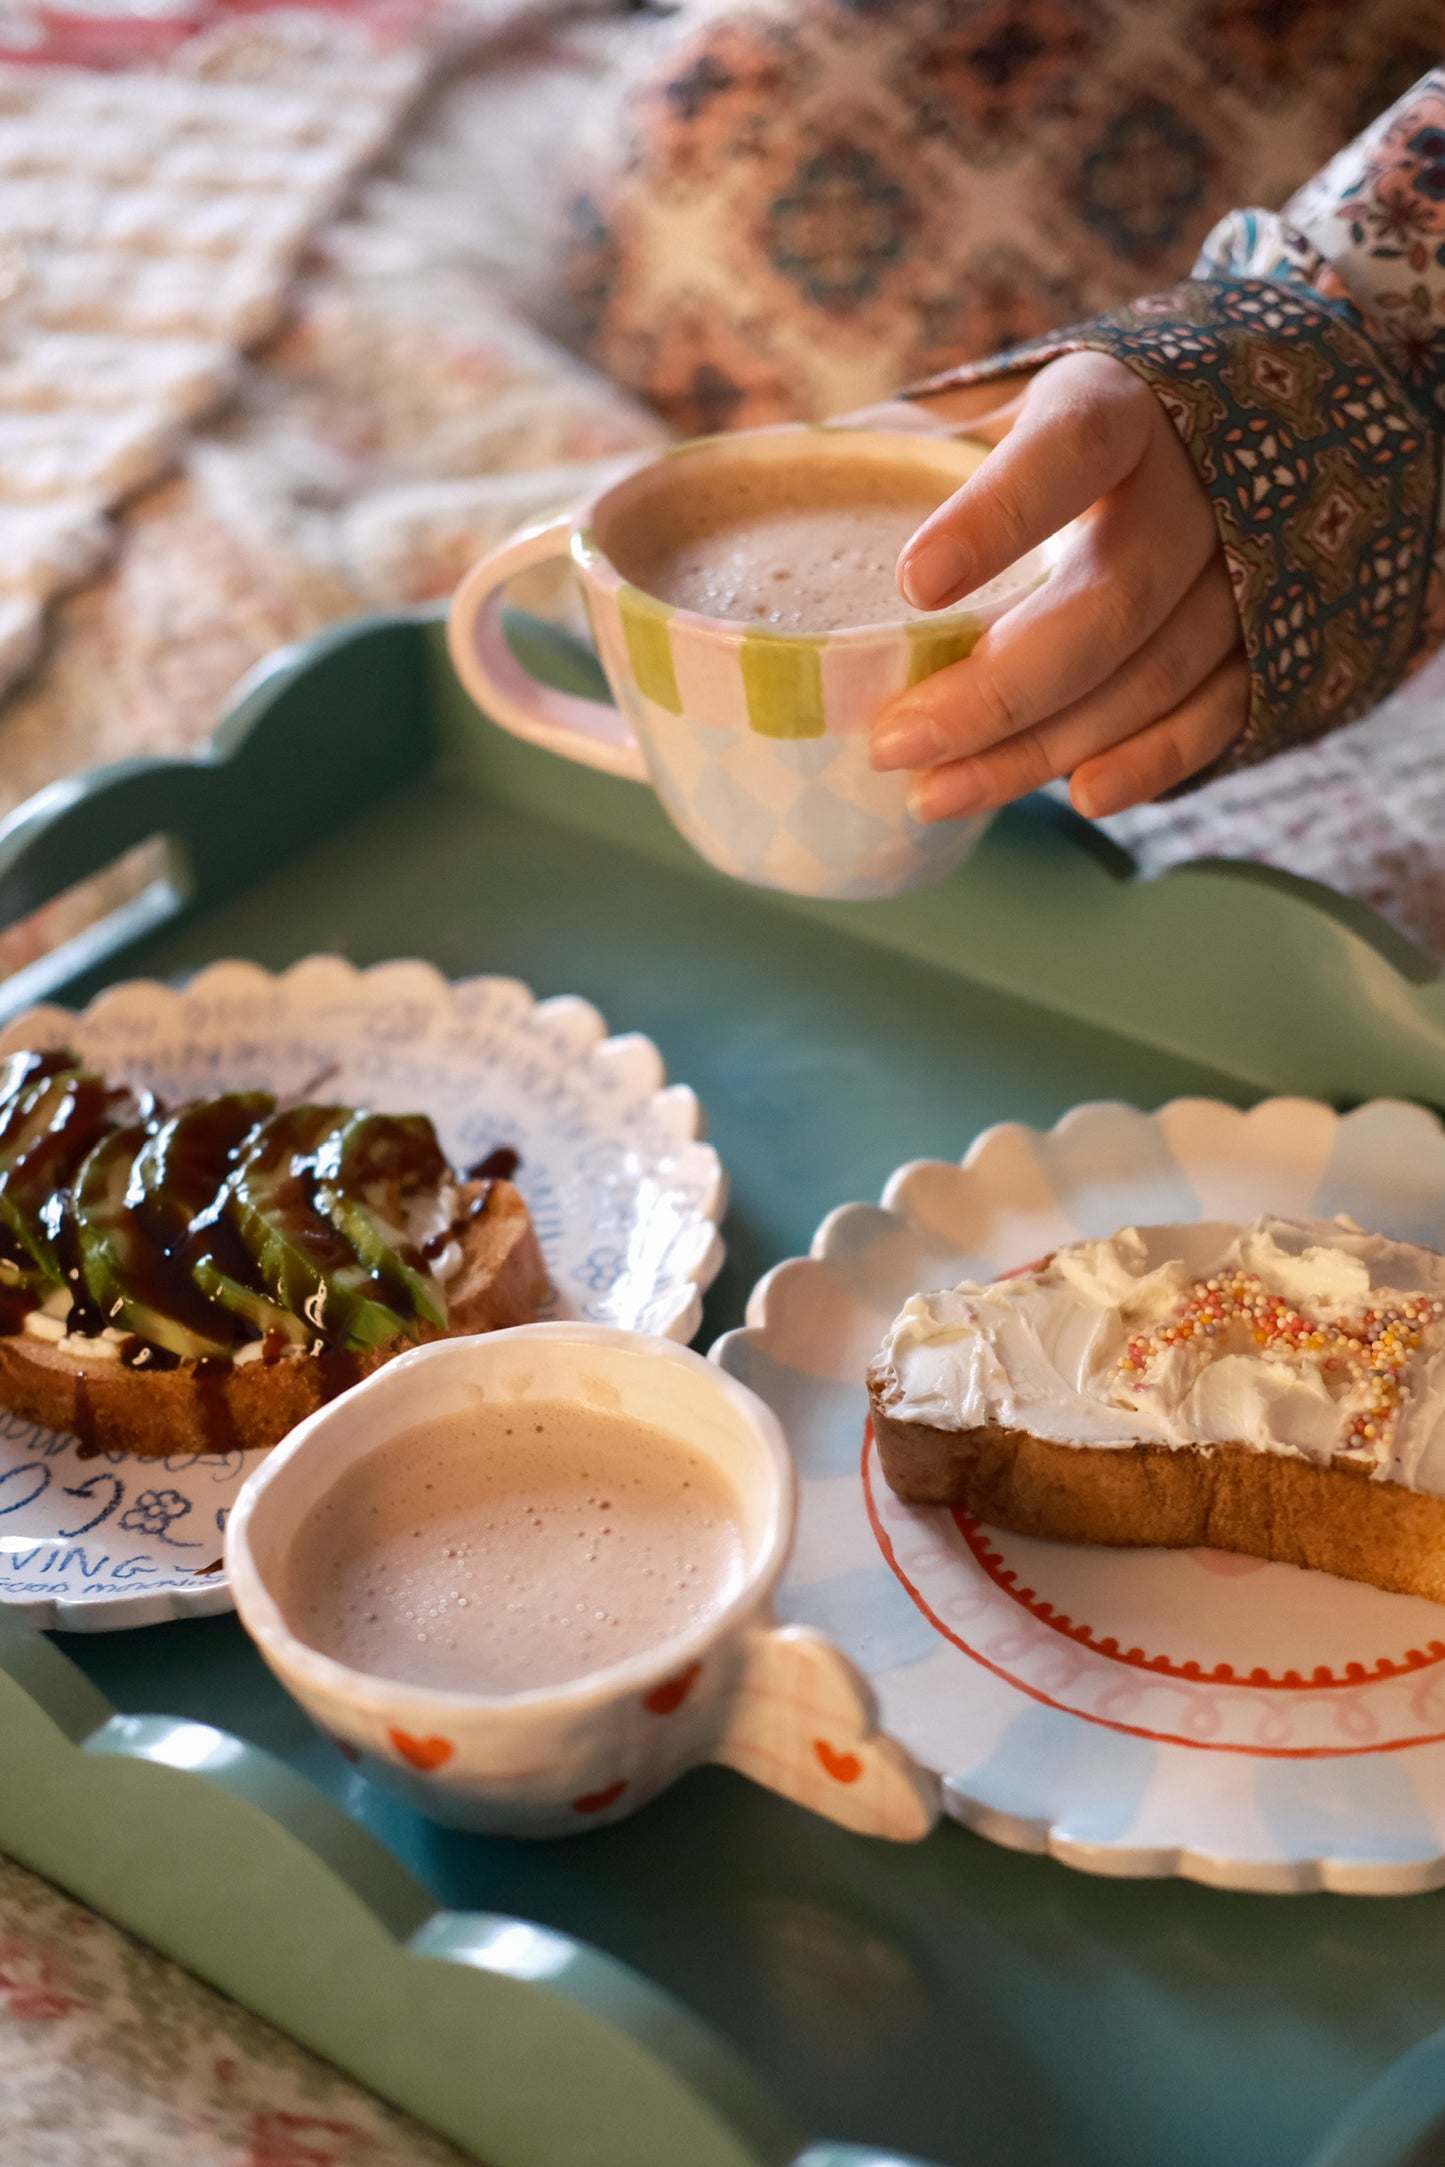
[{"xmin": 904, "ymin": 71, "xmax": 1445, "ymax": 783}]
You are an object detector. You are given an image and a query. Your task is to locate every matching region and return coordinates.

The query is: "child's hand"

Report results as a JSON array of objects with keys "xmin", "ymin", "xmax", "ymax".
[{"xmin": 867, "ymin": 352, "xmax": 1246, "ymax": 821}]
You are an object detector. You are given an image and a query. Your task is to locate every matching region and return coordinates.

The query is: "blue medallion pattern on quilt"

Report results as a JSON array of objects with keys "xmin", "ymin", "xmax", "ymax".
[{"xmin": 560, "ymin": 0, "xmax": 1438, "ymax": 430}]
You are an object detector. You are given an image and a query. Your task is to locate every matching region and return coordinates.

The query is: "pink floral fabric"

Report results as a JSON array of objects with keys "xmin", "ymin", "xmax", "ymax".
[
  {"xmin": 0, "ymin": 0, "xmax": 453, "ymax": 69},
  {"xmin": 0, "ymin": 1849, "xmax": 467, "ymax": 2166},
  {"xmin": 1284, "ymin": 67, "xmax": 1445, "ymax": 414}
]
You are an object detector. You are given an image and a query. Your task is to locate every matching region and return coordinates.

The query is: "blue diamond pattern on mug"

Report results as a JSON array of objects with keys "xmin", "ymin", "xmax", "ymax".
[
  {"xmin": 782, "ymin": 780, "xmax": 895, "ymax": 872},
  {"xmin": 689, "ymin": 760, "xmax": 778, "ymax": 873},
  {"xmin": 768, "ymin": 732, "xmax": 847, "ymax": 780}
]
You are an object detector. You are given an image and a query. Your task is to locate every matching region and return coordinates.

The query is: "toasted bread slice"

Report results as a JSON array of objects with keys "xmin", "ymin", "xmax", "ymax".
[
  {"xmin": 867, "ymin": 1400, "xmax": 1445, "ymax": 1606},
  {"xmin": 0, "ymin": 1179, "xmax": 547, "ymax": 1459}
]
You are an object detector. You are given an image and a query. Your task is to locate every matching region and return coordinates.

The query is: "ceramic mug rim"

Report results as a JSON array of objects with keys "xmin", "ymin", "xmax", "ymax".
[
  {"xmin": 571, "ymin": 423, "xmax": 1028, "ymax": 649},
  {"xmin": 225, "ymin": 1322, "xmax": 796, "ymax": 1722}
]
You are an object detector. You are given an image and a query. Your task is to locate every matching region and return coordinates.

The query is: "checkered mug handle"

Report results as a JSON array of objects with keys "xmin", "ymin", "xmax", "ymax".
[{"xmin": 446, "ymin": 513, "xmax": 650, "ymax": 783}]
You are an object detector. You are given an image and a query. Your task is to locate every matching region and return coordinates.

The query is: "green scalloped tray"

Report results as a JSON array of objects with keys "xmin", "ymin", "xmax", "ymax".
[{"xmin": 4, "ymin": 609, "xmax": 1445, "ymax": 2167}]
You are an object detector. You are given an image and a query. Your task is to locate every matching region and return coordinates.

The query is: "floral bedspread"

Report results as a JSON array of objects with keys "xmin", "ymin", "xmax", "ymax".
[{"xmin": 0, "ymin": 1849, "xmax": 467, "ymax": 2165}]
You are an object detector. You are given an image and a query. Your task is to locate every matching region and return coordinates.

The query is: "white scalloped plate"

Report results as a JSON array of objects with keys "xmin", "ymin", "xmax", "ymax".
[
  {"xmin": 713, "ymin": 1097, "xmax": 1445, "ymax": 1894},
  {"xmin": 0, "ymin": 957, "xmax": 724, "ymax": 1631}
]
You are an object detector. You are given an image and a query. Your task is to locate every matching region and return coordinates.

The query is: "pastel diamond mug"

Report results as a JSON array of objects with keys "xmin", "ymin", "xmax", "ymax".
[
  {"xmin": 226, "ymin": 1324, "xmax": 938, "ymax": 1841},
  {"xmin": 446, "ymin": 425, "xmax": 1060, "ymax": 901}
]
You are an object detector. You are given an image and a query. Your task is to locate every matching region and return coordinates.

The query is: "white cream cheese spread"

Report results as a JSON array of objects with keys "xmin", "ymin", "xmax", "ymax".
[{"xmin": 871, "ymin": 1216, "xmax": 1445, "ymax": 1494}]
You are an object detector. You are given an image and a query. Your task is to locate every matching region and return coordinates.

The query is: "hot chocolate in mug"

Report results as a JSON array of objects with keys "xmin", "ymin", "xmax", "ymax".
[
  {"xmin": 226, "ymin": 1325, "xmax": 938, "ymax": 1841},
  {"xmin": 446, "ymin": 425, "xmax": 1061, "ymax": 901}
]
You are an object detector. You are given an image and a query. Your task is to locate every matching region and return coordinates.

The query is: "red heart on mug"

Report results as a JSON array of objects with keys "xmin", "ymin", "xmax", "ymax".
[
  {"xmin": 572, "ymin": 1779, "xmax": 629, "ymax": 1815},
  {"xmin": 643, "ymin": 1661, "xmax": 701, "ymax": 1716},
  {"xmin": 813, "ymin": 1738, "xmax": 863, "ymax": 1784},
  {"xmin": 388, "ymin": 1728, "xmax": 454, "ymax": 1772}
]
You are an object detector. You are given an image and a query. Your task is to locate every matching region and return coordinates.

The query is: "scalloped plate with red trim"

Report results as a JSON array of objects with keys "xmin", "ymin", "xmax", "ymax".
[{"xmin": 713, "ymin": 1096, "xmax": 1445, "ymax": 1894}]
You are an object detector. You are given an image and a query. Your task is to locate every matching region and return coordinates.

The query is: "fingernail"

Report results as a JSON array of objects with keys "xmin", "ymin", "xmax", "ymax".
[
  {"xmin": 900, "ymin": 531, "xmax": 971, "ymax": 609},
  {"xmin": 906, "ymin": 774, "xmax": 938, "ymax": 822},
  {"xmin": 1071, "ymin": 776, "xmax": 1118, "ymax": 819},
  {"xmin": 870, "ymin": 705, "xmax": 942, "ymax": 770},
  {"xmin": 909, "ymin": 764, "xmax": 987, "ymax": 823}
]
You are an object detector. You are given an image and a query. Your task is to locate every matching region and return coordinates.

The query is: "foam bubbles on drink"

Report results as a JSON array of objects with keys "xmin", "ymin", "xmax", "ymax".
[
  {"xmin": 278, "ymin": 1399, "xmax": 748, "ymax": 1694},
  {"xmin": 610, "ymin": 460, "xmax": 952, "ymax": 633}
]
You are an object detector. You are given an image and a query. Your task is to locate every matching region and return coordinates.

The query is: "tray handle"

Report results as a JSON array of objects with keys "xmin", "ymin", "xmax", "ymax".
[
  {"xmin": 6, "ymin": 1605, "xmax": 961, "ymax": 2167},
  {"xmin": 0, "ymin": 613, "xmax": 437, "ymax": 1023}
]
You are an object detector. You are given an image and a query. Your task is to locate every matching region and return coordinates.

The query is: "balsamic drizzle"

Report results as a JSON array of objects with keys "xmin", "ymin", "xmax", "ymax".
[
  {"xmin": 468, "ymin": 1145, "xmax": 520, "ymax": 1182},
  {"xmin": 421, "ymin": 1180, "xmax": 495, "ymax": 1262},
  {"xmin": 0, "ymin": 1059, "xmax": 466, "ymax": 1388}
]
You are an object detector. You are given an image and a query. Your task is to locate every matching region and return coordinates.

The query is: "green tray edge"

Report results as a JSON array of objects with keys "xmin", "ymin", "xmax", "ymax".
[
  {"xmin": 0, "ymin": 1605, "xmax": 950, "ymax": 2167},
  {"xmin": 4, "ymin": 608, "xmax": 1445, "ymax": 2167},
  {"xmin": 4, "ymin": 606, "xmax": 1444, "ymax": 1108}
]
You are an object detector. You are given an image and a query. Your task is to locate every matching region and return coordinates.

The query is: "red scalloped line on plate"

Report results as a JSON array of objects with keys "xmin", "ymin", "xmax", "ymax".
[
  {"xmin": 861, "ymin": 1426, "xmax": 1445, "ymax": 1758},
  {"xmin": 955, "ymin": 1511, "xmax": 1445, "ymax": 1689}
]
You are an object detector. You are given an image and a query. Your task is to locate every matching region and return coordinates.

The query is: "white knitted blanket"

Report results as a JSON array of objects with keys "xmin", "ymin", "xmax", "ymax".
[{"xmin": 0, "ymin": 30, "xmax": 426, "ymax": 696}]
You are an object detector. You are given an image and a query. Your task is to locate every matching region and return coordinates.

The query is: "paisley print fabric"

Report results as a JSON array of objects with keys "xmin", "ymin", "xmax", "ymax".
[
  {"xmin": 912, "ymin": 70, "xmax": 1445, "ymax": 778},
  {"xmin": 560, "ymin": 0, "xmax": 1439, "ymax": 430}
]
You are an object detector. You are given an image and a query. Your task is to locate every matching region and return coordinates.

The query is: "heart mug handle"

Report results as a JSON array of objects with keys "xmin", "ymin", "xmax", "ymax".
[
  {"xmin": 712, "ymin": 1620, "xmax": 939, "ymax": 1841},
  {"xmin": 446, "ymin": 513, "xmax": 649, "ymax": 783}
]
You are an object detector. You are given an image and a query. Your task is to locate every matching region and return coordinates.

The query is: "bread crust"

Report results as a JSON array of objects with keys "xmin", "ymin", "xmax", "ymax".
[
  {"xmin": 868, "ymin": 1381, "xmax": 1445, "ymax": 1606},
  {"xmin": 0, "ymin": 1180, "xmax": 548, "ymax": 1459}
]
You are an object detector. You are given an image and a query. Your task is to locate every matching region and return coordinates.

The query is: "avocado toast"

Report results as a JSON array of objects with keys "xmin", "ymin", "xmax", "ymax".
[{"xmin": 0, "ymin": 1050, "xmax": 547, "ymax": 1456}]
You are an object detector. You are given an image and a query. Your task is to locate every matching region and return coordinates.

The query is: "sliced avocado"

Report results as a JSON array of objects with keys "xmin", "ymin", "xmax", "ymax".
[
  {"xmin": 73, "ymin": 1126, "xmax": 237, "ymax": 1360},
  {"xmin": 191, "ymin": 1255, "xmax": 308, "ymax": 1346},
  {"xmin": 227, "ymin": 1106, "xmax": 413, "ymax": 1351},
  {"xmin": 316, "ymin": 1108, "xmax": 447, "ymax": 1193},
  {"xmin": 0, "ymin": 1061, "xmax": 78, "ymax": 1161},
  {"xmin": 131, "ymin": 1091, "xmax": 274, "ymax": 1248},
  {"xmin": 0, "ymin": 1070, "xmax": 112, "ymax": 1288},
  {"xmin": 313, "ymin": 1111, "xmax": 449, "ymax": 1332},
  {"xmin": 0, "ymin": 1048, "xmax": 78, "ymax": 1118},
  {"xmin": 130, "ymin": 1092, "xmax": 290, "ymax": 1344}
]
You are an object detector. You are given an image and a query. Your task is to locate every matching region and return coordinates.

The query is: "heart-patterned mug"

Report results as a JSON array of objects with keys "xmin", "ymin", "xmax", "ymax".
[
  {"xmin": 445, "ymin": 425, "xmax": 1060, "ymax": 901},
  {"xmin": 226, "ymin": 1323, "xmax": 937, "ymax": 1841}
]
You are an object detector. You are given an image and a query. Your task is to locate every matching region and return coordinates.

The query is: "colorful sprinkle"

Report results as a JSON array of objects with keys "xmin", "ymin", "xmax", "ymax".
[{"xmin": 1114, "ymin": 1272, "xmax": 1444, "ymax": 1456}]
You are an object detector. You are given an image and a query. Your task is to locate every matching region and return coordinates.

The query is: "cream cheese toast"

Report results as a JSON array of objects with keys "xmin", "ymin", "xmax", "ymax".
[{"xmin": 867, "ymin": 1215, "xmax": 1445, "ymax": 1601}]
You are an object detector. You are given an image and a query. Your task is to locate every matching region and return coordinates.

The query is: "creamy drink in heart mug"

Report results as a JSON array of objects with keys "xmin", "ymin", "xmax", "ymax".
[
  {"xmin": 227, "ymin": 1326, "xmax": 937, "ymax": 1840},
  {"xmin": 446, "ymin": 426, "xmax": 1060, "ymax": 900}
]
